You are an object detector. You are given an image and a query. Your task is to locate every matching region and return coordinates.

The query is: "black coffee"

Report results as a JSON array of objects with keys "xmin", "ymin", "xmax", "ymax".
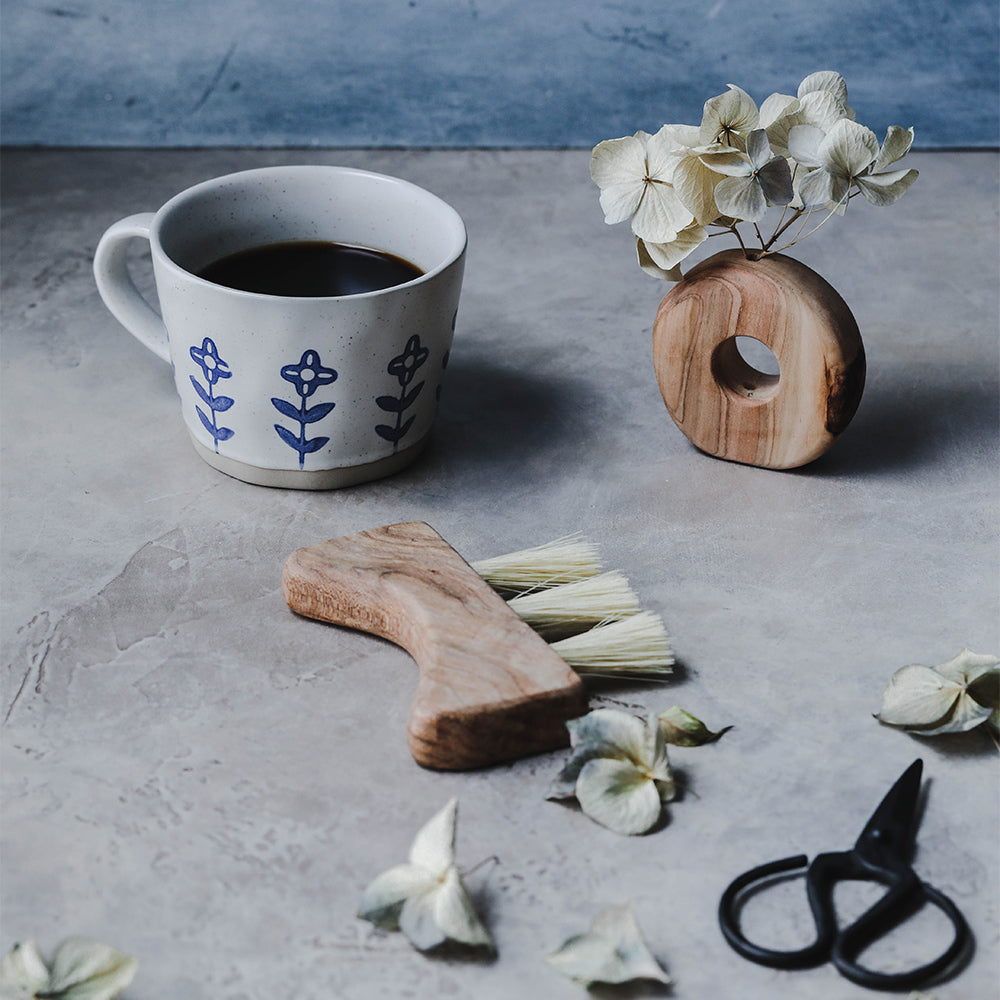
[{"xmin": 197, "ymin": 240, "xmax": 423, "ymax": 296}]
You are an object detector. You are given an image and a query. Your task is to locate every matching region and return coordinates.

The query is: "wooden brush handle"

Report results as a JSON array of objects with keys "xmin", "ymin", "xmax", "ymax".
[{"xmin": 281, "ymin": 521, "xmax": 587, "ymax": 770}]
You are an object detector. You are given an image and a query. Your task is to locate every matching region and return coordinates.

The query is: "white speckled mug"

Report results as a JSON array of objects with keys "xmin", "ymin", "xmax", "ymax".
[{"xmin": 94, "ymin": 165, "xmax": 466, "ymax": 488}]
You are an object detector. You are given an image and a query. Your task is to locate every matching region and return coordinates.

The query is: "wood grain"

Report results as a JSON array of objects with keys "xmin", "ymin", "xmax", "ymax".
[
  {"xmin": 652, "ymin": 249, "xmax": 866, "ymax": 470},
  {"xmin": 281, "ymin": 521, "xmax": 587, "ymax": 770}
]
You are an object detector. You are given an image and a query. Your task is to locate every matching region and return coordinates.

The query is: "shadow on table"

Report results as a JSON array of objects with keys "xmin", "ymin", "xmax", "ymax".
[
  {"xmin": 804, "ymin": 373, "xmax": 999, "ymax": 478},
  {"xmin": 423, "ymin": 352, "xmax": 607, "ymax": 484}
]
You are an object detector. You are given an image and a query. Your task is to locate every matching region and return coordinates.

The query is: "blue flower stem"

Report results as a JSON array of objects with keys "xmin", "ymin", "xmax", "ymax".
[
  {"xmin": 209, "ymin": 383, "xmax": 220, "ymax": 452},
  {"xmin": 297, "ymin": 398, "xmax": 308, "ymax": 469}
]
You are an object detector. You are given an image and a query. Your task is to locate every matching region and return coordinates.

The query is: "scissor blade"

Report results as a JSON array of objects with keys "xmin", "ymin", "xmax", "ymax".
[{"xmin": 854, "ymin": 759, "xmax": 923, "ymax": 863}]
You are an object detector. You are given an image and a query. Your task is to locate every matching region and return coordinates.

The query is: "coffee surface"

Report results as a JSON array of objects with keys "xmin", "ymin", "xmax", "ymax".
[{"xmin": 197, "ymin": 240, "xmax": 423, "ymax": 296}]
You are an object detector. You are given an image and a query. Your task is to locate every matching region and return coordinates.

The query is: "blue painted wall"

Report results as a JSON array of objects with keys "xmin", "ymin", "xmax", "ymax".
[{"xmin": 2, "ymin": 0, "xmax": 997, "ymax": 148}]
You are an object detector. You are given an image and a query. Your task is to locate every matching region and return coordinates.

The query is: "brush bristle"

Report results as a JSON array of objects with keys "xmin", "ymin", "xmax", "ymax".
[
  {"xmin": 549, "ymin": 611, "xmax": 674, "ymax": 679},
  {"xmin": 470, "ymin": 534, "xmax": 603, "ymax": 594},
  {"xmin": 506, "ymin": 571, "xmax": 642, "ymax": 633}
]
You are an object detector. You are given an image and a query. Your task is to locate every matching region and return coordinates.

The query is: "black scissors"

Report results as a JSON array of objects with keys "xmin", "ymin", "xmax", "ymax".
[{"xmin": 718, "ymin": 759, "xmax": 971, "ymax": 991}]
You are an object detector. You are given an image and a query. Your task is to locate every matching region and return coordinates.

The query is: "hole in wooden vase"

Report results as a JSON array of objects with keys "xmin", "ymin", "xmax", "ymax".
[{"xmin": 711, "ymin": 336, "xmax": 780, "ymax": 402}]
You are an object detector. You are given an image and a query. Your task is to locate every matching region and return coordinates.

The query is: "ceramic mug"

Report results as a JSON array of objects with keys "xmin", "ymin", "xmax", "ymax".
[{"xmin": 94, "ymin": 165, "xmax": 466, "ymax": 488}]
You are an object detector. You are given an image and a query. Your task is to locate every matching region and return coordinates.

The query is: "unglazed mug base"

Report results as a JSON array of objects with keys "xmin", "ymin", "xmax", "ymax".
[{"xmin": 188, "ymin": 432, "xmax": 429, "ymax": 489}]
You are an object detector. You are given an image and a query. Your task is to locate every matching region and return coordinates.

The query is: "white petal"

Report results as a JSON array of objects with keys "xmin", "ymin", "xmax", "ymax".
[
  {"xmin": 640, "ymin": 224, "xmax": 708, "ymax": 272},
  {"xmin": 698, "ymin": 148, "xmax": 752, "ymax": 177},
  {"xmin": 546, "ymin": 902, "xmax": 670, "ymax": 987},
  {"xmin": 798, "ymin": 70, "xmax": 849, "ymax": 107},
  {"xmin": 429, "ymin": 867, "xmax": 494, "ymax": 950},
  {"xmin": 934, "ymin": 648, "xmax": 999, "ymax": 686},
  {"xmin": 855, "ymin": 168, "xmax": 919, "ymax": 206},
  {"xmin": 874, "ymin": 125, "xmax": 915, "ymax": 171},
  {"xmin": 787, "ymin": 124, "xmax": 825, "ymax": 167},
  {"xmin": 672, "ymin": 153, "xmax": 721, "ymax": 224},
  {"xmin": 759, "ymin": 93, "xmax": 799, "ymax": 129},
  {"xmin": 408, "ymin": 797, "xmax": 456, "ymax": 874},
  {"xmin": 819, "ymin": 119, "xmax": 879, "ymax": 177},
  {"xmin": 796, "ymin": 167, "xmax": 837, "ymax": 207},
  {"xmin": 700, "ymin": 84, "xmax": 759, "ymax": 145},
  {"xmin": 598, "ymin": 181, "xmax": 646, "ymax": 227},
  {"xmin": 398, "ymin": 885, "xmax": 450, "ymax": 951},
  {"xmin": 796, "ymin": 89, "xmax": 852, "ymax": 130},
  {"xmin": 714, "ymin": 175, "xmax": 768, "ymax": 222},
  {"xmin": 590, "ymin": 134, "xmax": 647, "ymax": 188},
  {"xmin": 567, "ymin": 708, "xmax": 648, "ymax": 759},
  {"xmin": 0, "ymin": 941, "xmax": 49, "ymax": 999},
  {"xmin": 44, "ymin": 938, "xmax": 138, "ymax": 1000},
  {"xmin": 876, "ymin": 664, "xmax": 961, "ymax": 729},
  {"xmin": 636, "ymin": 239, "xmax": 684, "ymax": 282},
  {"xmin": 575, "ymin": 758, "xmax": 663, "ymax": 835},
  {"xmin": 631, "ymin": 180, "xmax": 694, "ymax": 243},
  {"xmin": 358, "ymin": 862, "xmax": 438, "ymax": 929},
  {"xmin": 745, "ymin": 128, "xmax": 773, "ymax": 169}
]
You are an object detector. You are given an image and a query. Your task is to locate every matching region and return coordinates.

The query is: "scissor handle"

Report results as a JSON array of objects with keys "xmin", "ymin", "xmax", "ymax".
[{"xmin": 719, "ymin": 851, "xmax": 971, "ymax": 990}]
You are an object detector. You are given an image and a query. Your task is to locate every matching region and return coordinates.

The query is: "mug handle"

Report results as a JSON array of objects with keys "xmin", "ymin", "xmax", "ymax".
[{"xmin": 93, "ymin": 213, "xmax": 170, "ymax": 363}]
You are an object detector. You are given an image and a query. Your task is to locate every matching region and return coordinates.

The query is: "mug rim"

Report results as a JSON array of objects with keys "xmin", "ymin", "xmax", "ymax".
[{"xmin": 149, "ymin": 164, "xmax": 467, "ymax": 302}]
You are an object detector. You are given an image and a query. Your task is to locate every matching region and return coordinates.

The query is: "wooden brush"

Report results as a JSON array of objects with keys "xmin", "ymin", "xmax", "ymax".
[{"xmin": 281, "ymin": 521, "xmax": 671, "ymax": 770}]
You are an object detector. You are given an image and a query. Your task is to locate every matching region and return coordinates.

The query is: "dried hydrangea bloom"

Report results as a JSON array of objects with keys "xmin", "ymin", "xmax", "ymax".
[
  {"xmin": 590, "ymin": 128, "xmax": 694, "ymax": 243},
  {"xmin": 546, "ymin": 901, "xmax": 671, "ymax": 987},
  {"xmin": 357, "ymin": 797, "xmax": 494, "ymax": 952}
]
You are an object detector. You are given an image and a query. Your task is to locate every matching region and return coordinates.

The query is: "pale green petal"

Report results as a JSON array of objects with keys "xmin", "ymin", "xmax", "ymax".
[
  {"xmin": 575, "ymin": 758, "xmax": 663, "ymax": 835},
  {"xmin": 631, "ymin": 180, "xmax": 694, "ymax": 243},
  {"xmin": 428, "ymin": 867, "xmax": 494, "ymax": 951},
  {"xmin": 855, "ymin": 168, "xmax": 919, "ymax": 206},
  {"xmin": 714, "ymin": 175, "xmax": 768, "ymax": 221},
  {"xmin": 44, "ymin": 938, "xmax": 137, "ymax": 1000},
  {"xmin": 0, "ymin": 941, "xmax": 49, "ymax": 999},
  {"xmin": 658, "ymin": 706, "xmax": 731, "ymax": 746},
  {"xmin": 640, "ymin": 224, "xmax": 708, "ymax": 272},
  {"xmin": 408, "ymin": 797, "xmax": 456, "ymax": 874},
  {"xmin": 874, "ymin": 125, "xmax": 915, "ymax": 171},
  {"xmin": 546, "ymin": 902, "xmax": 670, "ymax": 987},
  {"xmin": 358, "ymin": 862, "xmax": 438, "ymax": 929},
  {"xmin": 819, "ymin": 119, "xmax": 879, "ymax": 178},
  {"xmin": 876, "ymin": 664, "xmax": 960, "ymax": 729},
  {"xmin": 636, "ymin": 239, "xmax": 684, "ymax": 282},
  {"xmin": 787, "ymin": 124, "xmax": 825, "ymax": 167}
]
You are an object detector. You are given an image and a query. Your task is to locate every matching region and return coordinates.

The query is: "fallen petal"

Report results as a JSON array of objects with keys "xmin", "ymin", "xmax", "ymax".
[{"xmin": 546, "ymin": 901, "xmax": 670, "ymax": 986}]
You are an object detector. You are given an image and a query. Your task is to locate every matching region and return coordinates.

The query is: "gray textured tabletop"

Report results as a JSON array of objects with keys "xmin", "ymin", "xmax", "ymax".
[{"xmin": 2, "ymin": 148, "xmax": 998, "ymax": 1000}]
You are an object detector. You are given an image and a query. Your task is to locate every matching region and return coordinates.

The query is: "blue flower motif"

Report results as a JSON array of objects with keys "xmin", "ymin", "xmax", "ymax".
[
  {"xmin": 280, "ymin": 349, "xmax": 338, "ymax": 399},
  {"xmin": 272, "ymin": 348, "xmax": 338, "ymax": 469},
  {"xmin": 190, "ymin": 337, "xmax": 232, "ymax": 386},
  {"xmin": 189, "ymin": 337, "xmax": 235, "ymax": 452},
  {"xmin": 387, "ymin": 335, "xmax": 430, "ymax": 388},
  {"xmin": 376, "ymin": 334, "xmax": 430, "ymax": 451}
]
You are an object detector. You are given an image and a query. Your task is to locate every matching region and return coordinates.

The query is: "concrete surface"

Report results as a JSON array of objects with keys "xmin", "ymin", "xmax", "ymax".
[{"xmin": 2, "ymin": 148, "xmax": 998, "ymax": 1000}]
